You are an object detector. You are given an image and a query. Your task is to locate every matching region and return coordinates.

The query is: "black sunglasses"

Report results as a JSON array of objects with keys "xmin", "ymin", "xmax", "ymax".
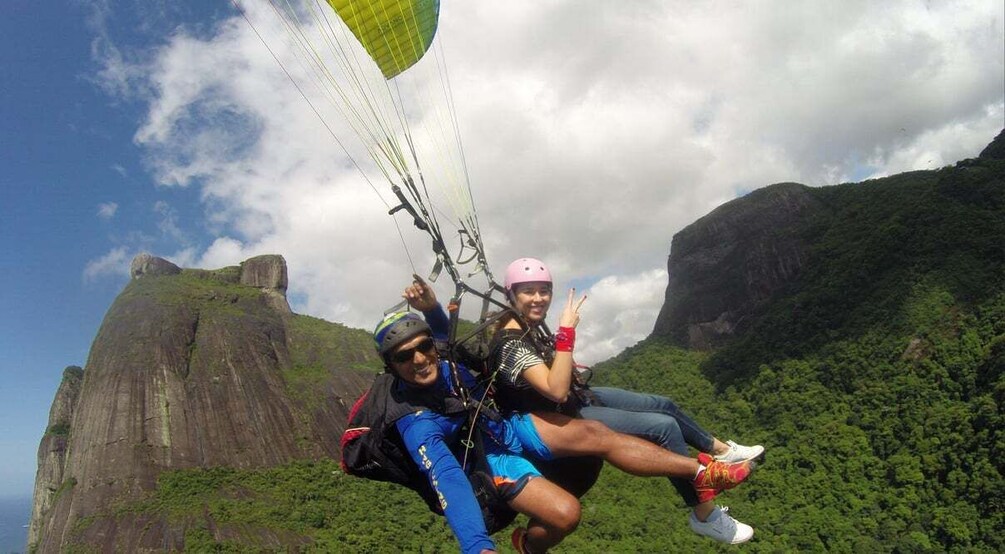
[{"xmin": 389, "ymin": 337, "xmax": 437, "ymax": 364}]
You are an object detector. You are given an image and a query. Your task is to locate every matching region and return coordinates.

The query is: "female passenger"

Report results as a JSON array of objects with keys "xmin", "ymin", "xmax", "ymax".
[{"xmin": 489, "ymin": 258, "xmax": 765, "ymax": 544}]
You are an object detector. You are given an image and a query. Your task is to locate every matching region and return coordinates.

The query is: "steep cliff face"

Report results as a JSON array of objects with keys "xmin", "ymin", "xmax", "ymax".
[
  {"xmin": 28, "ymin": 367, "xmax": 83, "ymax": 547},
  {"xmin": 653, "ymin": 129, "xmax": 1005, "ymax": 351},
  {"xmin": 30, "ymin": 254, "xmax": 379, "ymax": 553},
  {"xmin": 978, "ymin": 128, "xmax": 1005, "ymax": 160},
  {"xmin": 653, "ymin": 182, "xmax": 825, "ymax": 349}
]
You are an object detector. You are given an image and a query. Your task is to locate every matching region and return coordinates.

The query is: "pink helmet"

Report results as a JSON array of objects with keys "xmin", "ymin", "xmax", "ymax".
[{"xmin": 504, "ymin": 258, "xmax": 552, "ymax": 290}]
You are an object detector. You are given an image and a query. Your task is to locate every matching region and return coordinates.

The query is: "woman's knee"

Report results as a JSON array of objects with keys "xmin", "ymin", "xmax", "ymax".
[
  {"xmin": 600, "ymin": 411, "xmax": 686, "ymax": 453},
  {"xmin": 651, "ymin": 416, "xmax": 685, "ymax": 450}
]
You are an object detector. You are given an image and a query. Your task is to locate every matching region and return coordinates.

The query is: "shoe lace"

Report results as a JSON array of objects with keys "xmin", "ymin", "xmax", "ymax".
[{"xmin": 705, "ymin": 460, "xmax": 740, "ymax": 487}]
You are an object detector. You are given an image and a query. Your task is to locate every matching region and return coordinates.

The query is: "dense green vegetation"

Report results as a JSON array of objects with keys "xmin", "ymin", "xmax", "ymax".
[
  {"xmin": 284, "ymin": 314, "xmax": 384, "ymax": 411},
  {"xmin": 117, "ymin": 269, "xmax": 263, "ymax": 310},
  {"xmin": 287, "ymin": 314, "xmax": 383, "ymax": 374},
  {"xmin": 74, "ymin": 460, "xmax": 458, "ymax": 553},
  {"xmin": 71, "ymin": 150, "xmax": 1003, "ymax": 552},
  {"xmin": 709, "ymin": 160, "xmax": 1005, "ymax": 386},
  {"xmin": 45, "ymin": 423, "xmax": 70, "ymax": 438},
  {"xmin": 637, "ymin": 157, "xmax": 1003, "ymax": 551}
]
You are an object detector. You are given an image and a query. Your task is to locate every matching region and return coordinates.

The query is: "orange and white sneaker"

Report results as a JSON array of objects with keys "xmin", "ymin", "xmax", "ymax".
[{"xmin": 693, "ymin": 452, "xmax": 756, "ymax": 503}]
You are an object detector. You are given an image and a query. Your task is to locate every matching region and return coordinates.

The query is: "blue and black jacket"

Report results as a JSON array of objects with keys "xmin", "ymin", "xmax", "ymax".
[{"xmin": 393, "ymin": 305, "xmax": 499, "ymax": 554}]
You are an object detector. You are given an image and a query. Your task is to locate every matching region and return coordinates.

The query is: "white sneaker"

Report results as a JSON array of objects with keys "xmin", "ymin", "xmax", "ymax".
[
  {"xmin": 714, "ymin": 440, "xmax": 765, "ymax": 463},
  {"xmin": 689, "ymin": 506, "xmax": 754, "ymax": 544}
]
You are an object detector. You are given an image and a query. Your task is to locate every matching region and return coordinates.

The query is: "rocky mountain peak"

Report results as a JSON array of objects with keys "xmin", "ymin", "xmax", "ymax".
[
  {"xmin": 979, "ymin": 128, "xmax": 1005, "ymax": 160},
  {"xmin": 240, "ymin": 254, "xmax": 289, "ymax": 291},
  {"xmin": 240, "ymin": 255, "xmax": 291, "ymax": 314},
  {"xmin": 652, "ymin": 182, "xmax": 824, "ymax": 349},
  {"xmin": 29, "ymin": 255, "xmax": 374, "ymax": 552},
  {"xmin": 129, "ymin": 253, "xmax": 181, "ymax": 278}
]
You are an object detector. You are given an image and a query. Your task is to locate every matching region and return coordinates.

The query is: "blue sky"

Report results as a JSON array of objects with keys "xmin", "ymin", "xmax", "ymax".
[
  {"xmin": 1, "ymin": 1, "xmax": 1002, "ymax": 501},
  {"xmin": 2, "ymin": 3, "xmax": 136, "ymax": 497},
  {"xmin": 0, "ymin": 2, "xmax": 219, "ymax": 497}
]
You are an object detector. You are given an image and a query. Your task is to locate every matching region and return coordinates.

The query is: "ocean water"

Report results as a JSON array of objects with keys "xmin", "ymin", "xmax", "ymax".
[{"xmin": 0, "ymin": 496, "xmax": 30, "ymax": 554}]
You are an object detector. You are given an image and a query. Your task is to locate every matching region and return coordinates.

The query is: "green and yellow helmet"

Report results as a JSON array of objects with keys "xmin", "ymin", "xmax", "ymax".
[{"xmin": 373, "ymin": 312, "xmax": 432, "ymax": 362}]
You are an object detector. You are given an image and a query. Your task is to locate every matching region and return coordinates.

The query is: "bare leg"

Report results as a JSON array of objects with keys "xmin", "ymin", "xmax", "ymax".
[
  {"xmin": 710, "ymin": 438, "xmax": 729, "ymax": 456},
  {"xmin": 508, "ymin": 477, "xmax": 580, "ymax": 553},
  {"xmin": 530, "ymin": 412, "xmax": 699, "ymax": 478},
  {"xmin": 694, "ymin": 500, "xmax": 715, "ymax": 521}
]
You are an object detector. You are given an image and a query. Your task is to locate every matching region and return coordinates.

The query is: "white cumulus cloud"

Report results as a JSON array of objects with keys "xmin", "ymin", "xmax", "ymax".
[
  {"xmin": 574, "ymin": 268, "xmax": 670, "ymax": 365},
  {"xmin": 83, "ymin": 246, "xmax": 131, "ymax": 282},
  {"xmin": 89, "ymin": 1, "xmax": 1004, "ymax": 359}
]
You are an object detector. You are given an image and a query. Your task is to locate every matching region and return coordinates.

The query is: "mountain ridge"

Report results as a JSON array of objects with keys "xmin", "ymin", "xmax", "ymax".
[{"xmin": 653, "ymin": 129, "xmax": 1005, "ymax": 355}]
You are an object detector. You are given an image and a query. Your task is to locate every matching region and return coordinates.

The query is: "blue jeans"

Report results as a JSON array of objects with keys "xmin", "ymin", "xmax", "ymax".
[{"xmin": 579, "ymin": 387, "xmax": 715, "ymax": 507}]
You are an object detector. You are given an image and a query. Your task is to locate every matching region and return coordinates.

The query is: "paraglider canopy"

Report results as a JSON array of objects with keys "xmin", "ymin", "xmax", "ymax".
[
  {"xmin": 236, "ymin": 0, "xmax": 507, "ymax": 346},
  {"xmin": 328, "ymin": 0, "xmax": 441, "ymax": 79}
]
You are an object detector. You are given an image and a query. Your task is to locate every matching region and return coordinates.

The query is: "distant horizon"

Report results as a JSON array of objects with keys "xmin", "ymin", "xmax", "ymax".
[{"xmin": 0, "ymin": 494, "xmax": 31, "ymax": 554}]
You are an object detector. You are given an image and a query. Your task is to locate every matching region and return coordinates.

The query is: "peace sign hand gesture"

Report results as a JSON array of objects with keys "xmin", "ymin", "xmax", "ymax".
[{"xmin": 558, "ymin": 288, "xmax": 587, "ymax": 328}]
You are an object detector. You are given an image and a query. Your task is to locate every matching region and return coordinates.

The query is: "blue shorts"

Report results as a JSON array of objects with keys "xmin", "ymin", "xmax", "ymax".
[
  {"xmin": 483, "ymin": 413, "xmax": 554, "ymax": 498},
  {"xmin": 505, "ymin": 412, "xmax": 554, "ymax": 461}
]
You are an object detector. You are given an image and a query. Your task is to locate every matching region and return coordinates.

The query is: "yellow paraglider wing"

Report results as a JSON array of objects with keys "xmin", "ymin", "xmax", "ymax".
[{"xmin": 327, "ymin": 0, "xmax": 440, "ymax": 79}]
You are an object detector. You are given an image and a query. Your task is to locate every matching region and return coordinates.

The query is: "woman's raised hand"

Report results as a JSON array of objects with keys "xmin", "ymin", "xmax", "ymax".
[{"xmin": 559, "ymin": 288, "xmax": 587, "ymax": 328}]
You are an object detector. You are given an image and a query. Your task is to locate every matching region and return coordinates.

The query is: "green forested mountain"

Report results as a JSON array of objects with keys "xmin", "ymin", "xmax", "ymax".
[
  {"xmin": 583, "ymin": 141, "xmax": 1004, "ymax": 551},
  {"xmin": 34, "ymin": 135, "xmax": 1003, "ymax": 553}
]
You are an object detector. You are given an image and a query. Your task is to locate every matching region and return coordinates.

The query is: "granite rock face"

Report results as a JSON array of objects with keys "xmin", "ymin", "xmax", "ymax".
[
  {"xmin": 978, "ymin": 128, "xmax": 1005, "ymax": 160},
  {"xmin": 240, "ymin": 255, "xmax": 289, "ymax": 291},
  {"xmin": 30, "ymin": 255, "xmax": 376, "ymax": 552},
  {"xmin": 130, "ymin": 253, "xmax": 181, "ymax": 278},
  {"xmin": 28, "ymin": 366, "xmax": 83, "ymax": 547},
  {"xmin": 240, "ymin": 255, "xmax": 292, "ymax": 314},
  {"xmin": 652, "ymin": 128, "xmax": 1004, "ymax": 350},
  {"xmin": 652, "ymin": 182, "xmax": 824, "ymax": 349}
]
